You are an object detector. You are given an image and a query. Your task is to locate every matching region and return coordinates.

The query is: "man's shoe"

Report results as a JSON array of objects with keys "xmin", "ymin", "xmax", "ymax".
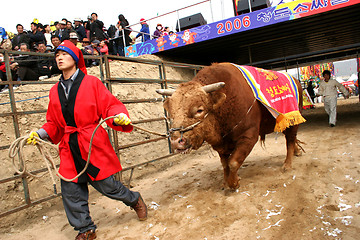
[
  {"xmin": 75, "ymin": 229, "xmax": 96, "ymax": 240},
  {"xmin": 131, "ymin": 195, "xmax": 148, "ymax": 221},
  {"xmin": 330, "ymin": 124, "xmax": 335, "ymax": 127}
]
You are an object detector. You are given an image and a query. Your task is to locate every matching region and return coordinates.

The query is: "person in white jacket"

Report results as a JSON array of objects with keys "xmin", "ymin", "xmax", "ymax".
[{"xmin": 318, "ymin": 70, "xmax": 349, "ymax": 127}]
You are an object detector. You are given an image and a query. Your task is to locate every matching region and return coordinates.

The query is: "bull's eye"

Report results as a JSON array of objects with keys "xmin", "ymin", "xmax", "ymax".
[{"xmin": 192, "ymin": 106, "xmax": 205, "ymax": 118}]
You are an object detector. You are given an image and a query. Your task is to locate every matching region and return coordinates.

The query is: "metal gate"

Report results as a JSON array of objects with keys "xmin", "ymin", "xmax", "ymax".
[{"xmin": 0, "ymin": 49, "xmax": 203, "ymax": 218}]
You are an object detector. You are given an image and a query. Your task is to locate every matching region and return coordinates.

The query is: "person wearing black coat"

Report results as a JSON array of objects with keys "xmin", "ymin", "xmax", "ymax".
[
  {"xmin": 86, "ymin": 13, "xmax": 105, "ymax": 41},
  {"xmin": 118, "ymin": 14, "xmax": 131, "ymax": 46},
  {"xmin": 53, "ymin": 21, "xmax": 70, "ymax": 42},
  {"xmin": 74, "ymin": 18, "xmax": 87, "ymax": 42},
  {"xmin": 15, "ymin": 43, "xmax": 40, "ymax": 81},
  {"xmin": 307, "ymin": 81, "xmax": 316, "ymax": 104},
  {"xmin": 36, "ymin": 42, "xmax": 52, "ymax": 78},
  {"xmin": 28, "ymin": 22, "xmax": 46, "ymax": 50},
  {"xmin": 106, "ymin": 25, "xmax": 117, "ymax": 55},
  {"xmin": 12, "ymin": 24, "xmax": 30, "ymax": 50},
  {"xmin": 114, "ymin": 14, "xmax": 131, "ymax": 56}
]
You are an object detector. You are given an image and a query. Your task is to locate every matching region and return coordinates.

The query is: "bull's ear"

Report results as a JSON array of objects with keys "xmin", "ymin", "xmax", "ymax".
[{"xmin": 211, "ymin": 92, "xmax": 226, "ymax": 110}]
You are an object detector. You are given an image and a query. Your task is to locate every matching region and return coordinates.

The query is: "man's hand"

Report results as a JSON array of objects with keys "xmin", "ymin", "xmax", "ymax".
[
  {"xmin": 27, "ymin": 132, "xmax": 39, "ymax": 145},
  {"xmin": 114, "ymin": 113, "xmax": 131, "ymax": 126},
  {"xmin": 10, "ymin": 62, "xmax": 19, "ymax": 70}
]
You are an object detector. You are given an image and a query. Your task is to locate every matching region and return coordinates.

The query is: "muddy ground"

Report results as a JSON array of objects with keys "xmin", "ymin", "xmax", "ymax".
[{"xmin": 0, "ymin": 59, "xmax": 359, "ymax": 239}]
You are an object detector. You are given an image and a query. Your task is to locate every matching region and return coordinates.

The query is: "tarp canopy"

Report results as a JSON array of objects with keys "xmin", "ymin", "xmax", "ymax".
[
  {"xmin": 348, "ymin": 73, "xmax": 358, "ymax": 82},
  {"xmin": 155, "ymin": 2, "xmax": 360, "ymax": 70}
]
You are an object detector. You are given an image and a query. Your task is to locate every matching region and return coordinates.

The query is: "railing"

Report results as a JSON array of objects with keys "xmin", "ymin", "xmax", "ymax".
[
  {"xmin": 0, "ymin": 48, "xmax": 204, "ymax": 218},
  {"xmin": 119, "ymin": 0, "xmax": 213, "ymax": 47}
]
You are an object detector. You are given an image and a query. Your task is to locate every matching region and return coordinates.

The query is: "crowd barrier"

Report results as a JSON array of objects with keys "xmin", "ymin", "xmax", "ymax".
[{"xmin": 0, "ymin": 49, "xmax": 204, "ymax": 218}]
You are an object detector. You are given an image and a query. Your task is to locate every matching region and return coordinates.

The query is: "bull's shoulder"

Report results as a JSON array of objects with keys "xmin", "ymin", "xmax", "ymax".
[{"xmin": 194, "ymin": 63, "xmax": 244, "ymax": 85}]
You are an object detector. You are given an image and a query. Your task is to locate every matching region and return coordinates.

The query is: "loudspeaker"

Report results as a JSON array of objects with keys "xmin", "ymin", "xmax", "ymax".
[
  {"xmin": 176, "ymin": 13, "xmax": 207, "ymax": 32},
  {"xmin": 237, "ymin": 0, "xmax": 270, "ymax": 15}
]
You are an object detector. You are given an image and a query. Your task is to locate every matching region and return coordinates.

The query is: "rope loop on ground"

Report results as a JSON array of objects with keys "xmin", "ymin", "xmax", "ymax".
[{"xmin": 8, "ymin": 116, "xmax": 167, "ymax": 188}]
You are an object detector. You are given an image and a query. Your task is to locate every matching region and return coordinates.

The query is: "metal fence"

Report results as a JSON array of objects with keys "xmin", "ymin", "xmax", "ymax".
[{"xmin": 0, "ymin": 49, "xmax": 204, "ymax": 218}]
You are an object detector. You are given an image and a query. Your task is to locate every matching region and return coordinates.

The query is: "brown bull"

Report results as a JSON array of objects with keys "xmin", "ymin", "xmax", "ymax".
[{"xmin": 156, "ymin": 63, "xmax": 303, "ymax": 190}]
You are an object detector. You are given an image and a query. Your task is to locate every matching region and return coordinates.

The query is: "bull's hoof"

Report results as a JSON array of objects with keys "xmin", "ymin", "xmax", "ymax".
[
  {"xmin": 221, "ymin": 181, "xmax": 227, "ymax": 190},
  {"xmin": 281, "ymin": 164, "xmax": 292, "ymax": 172},
  {"xmin": 227, "ymin": 178, "xmax": 241, "ymax": 190}
]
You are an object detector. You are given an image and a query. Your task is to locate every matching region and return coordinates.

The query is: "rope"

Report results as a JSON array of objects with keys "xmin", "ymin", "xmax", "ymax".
[
  {"xmin": 9, "ymin": 135, "xmax": 60, "ymax": 194},
  {"xmin": 8, "ymin": 116, "xmax": 167, "ymax": 192},
  {"xmin": 0, "ymin": 95, "xmax": 48, "ymax": 105},
  {"xmin": 131, "ymin": 125, "xmax": 167, "ymax": 137},
  {"xmin": 222, "ymin": 99, "xmax": 257, "ymax": 138},
  {"xmin": 168, "ymin": 113, "xmax": 209, "ymax": 135}
]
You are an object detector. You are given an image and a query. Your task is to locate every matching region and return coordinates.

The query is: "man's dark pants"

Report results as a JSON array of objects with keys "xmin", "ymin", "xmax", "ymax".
[{"xmin": 61, "ymin": 175, "xmax": 140, "ymax": 233}]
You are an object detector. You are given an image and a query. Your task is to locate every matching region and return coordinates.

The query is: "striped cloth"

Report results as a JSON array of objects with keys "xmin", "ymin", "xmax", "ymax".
[{"xmin": 232, "ymin": 64, "xmax": 306, "ymax": 132}]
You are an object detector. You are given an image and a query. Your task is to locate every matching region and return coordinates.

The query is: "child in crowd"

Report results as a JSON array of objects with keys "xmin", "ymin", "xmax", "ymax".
[{"xmin": 99, "ymin": 40, "xmax": 109, "ymax": 55}]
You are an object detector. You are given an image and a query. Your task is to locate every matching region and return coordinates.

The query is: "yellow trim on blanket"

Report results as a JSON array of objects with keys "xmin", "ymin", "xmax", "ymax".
[{"xmin": 275, "ymin": 111, "xmax": 306, "ymax": 132}]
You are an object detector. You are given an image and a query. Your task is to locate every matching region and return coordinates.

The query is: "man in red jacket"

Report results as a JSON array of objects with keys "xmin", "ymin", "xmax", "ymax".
[{"xmin": 27, "ymin": 40, "xmax": 147, "ymax": 240}]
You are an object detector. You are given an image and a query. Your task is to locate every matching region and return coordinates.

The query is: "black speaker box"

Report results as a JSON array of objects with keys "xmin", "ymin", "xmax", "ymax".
[
  {"xmin": 237, "ymin": 0, "xmax": 270, "ymax": 15},
  {"xmin": 176, "ymin": 13, "xmax": 207, "ymax": 32}
]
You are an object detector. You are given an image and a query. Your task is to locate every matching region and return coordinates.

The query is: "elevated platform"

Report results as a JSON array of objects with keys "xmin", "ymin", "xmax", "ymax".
[{"xmin": 125, "ymin": 0, "xmax": 360, "ymax": 69}]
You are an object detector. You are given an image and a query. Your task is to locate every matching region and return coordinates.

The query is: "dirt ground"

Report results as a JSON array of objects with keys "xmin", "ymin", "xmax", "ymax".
[{"xmin": 0, "ymin": 59, "xmax": 359, "ymax": 239}]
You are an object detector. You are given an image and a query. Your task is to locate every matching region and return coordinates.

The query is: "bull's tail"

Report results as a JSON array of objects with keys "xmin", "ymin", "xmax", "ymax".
[
  {"xmin": 260, "ymin": 134, "xmax": 305, "ymax": 153},
  {"xmin": 260, "ymin": 134, "xmax": 266, "ymax": 149},
  {"xmin": 295, "ymin": 138, "xmax": 306, "ymax": 153}
]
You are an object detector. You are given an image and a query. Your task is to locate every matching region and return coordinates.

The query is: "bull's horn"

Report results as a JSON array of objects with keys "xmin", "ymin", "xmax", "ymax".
[
  {"xmin": 202, "ymin": 82, "xmax": 225, "ymax": 93},
  {"xmin": 156, "ymin": 89, "xmax": 176, "ymax": 96}
]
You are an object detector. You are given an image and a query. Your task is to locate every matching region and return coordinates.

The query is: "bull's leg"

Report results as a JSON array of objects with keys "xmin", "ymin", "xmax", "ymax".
[
  {"xmin": 283, "ymin": 125, "xmax": 299, "ymax": 171},
  {"xmin": 227, "ymin": 135, "xmax": 258, "ymax": 190},
  {"xmin": 219, "ymin": 153, "xmax": 230, "ymax": 188}
]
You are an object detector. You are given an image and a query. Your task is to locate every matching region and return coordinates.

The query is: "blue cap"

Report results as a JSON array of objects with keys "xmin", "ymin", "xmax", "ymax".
[
  {"xmin": 55, "ymin": 44, "xmax": 79, "ymax": 63},
  {"xmin": 0, "ymin": 27, "xmax": 8, "ymax": 40}
]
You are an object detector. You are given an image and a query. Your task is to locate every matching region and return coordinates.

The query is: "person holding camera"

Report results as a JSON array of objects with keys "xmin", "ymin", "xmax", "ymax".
[{"xmin": 86, "ymin": 13, "xmax": 106, "ymax": 41}]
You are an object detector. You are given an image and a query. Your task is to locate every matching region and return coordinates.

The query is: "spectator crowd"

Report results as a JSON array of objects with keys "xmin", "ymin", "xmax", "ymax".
[{"xmin": 0, "ymin": 13, "xmax": 172, "ymax": 91}]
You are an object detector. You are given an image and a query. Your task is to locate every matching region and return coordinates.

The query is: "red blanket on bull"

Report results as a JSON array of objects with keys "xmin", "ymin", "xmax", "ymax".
[{"xmin": 233, "ymin": 64, "xmax": 306, "ymax": 132}]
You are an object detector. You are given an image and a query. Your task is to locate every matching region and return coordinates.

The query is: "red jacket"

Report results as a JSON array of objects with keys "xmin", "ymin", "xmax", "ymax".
[
  {"xmin": 42, "ymin": 70, "xmax": 132, "ymax": 182},
  {"xmin": 0, "ymin": 62, "xmax": 6, "ymax": 72}
]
